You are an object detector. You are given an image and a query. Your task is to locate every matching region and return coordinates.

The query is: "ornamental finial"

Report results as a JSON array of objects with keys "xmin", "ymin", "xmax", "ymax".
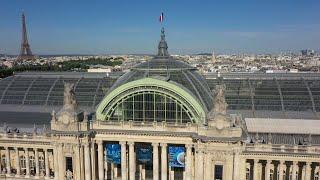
[{"xmin": 157, "ymin": 27, "xmax": 169, "ymax": 57}]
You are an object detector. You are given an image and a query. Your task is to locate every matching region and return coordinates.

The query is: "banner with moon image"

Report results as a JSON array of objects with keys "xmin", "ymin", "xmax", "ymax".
[{"xmin": 168, "ymin": 146, "xmax": 185, "ymax": 167}]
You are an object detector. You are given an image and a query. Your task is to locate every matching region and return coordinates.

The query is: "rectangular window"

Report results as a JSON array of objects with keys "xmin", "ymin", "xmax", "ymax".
[
  {"xmin": 215, "ymin": 165, "xmax": 223, "ymax": 180},
  {"xmin": 66, "ymin": 157, "xmax": 73, "ymax": 172}
]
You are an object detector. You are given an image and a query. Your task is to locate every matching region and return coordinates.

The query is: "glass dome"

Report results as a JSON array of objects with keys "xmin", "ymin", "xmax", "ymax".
[{"xmin": 96, "ymin": 28, "xmax": 213, "ymax": 124}]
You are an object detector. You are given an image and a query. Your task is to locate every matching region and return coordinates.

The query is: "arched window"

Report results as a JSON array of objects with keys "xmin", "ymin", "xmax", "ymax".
[
  {"xmin": 107, "ymin": 91, "xmax": 194, "ymax": 123},
  {"xmin": 289, "ymin": 171, "xmax": 298, "ymax": 180},
  {"xmin": 96, "ymin": 79, "xmax": 207, "ymax": 124},
  {"xmin": 29, "ymin": 156, "xmax": 35, "ymax": 170},
  {"xmin": 20, "ymin": 155, "xmax": 26, "ymax": 170},
  {"xmin": 277, "ymin": 165, "xmax": 286, "ymax": 180},
  {"xmin": 39, "ymin": 156, "xmax": 45, "ymax": 173},
  {"xmin": 1, "ymin": 155, "xmax": 6, "ymax": 170}
]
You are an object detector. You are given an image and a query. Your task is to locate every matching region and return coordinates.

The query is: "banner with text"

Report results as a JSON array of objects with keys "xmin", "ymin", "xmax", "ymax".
[
  {"xmin": 137, "ymin": 146, "xmax": 152, "ymax": 164},
  {"xmin": 106, "ymin": 144, "xmax": 121, "ymax": 165}
]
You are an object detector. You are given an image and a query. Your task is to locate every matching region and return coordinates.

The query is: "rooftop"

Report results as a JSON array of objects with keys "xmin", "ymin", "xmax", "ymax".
[{"xmin": 0, "ymin": 72, "xmax": 319, "ymax": 119}]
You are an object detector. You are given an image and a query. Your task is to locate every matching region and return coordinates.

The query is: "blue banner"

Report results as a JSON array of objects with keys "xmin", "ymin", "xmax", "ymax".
[
  {"xmin": 168, "ymin": 146, "xmax": 185, "ymax": 167},
  {"xmin": 106, "ymin": 144, "xmax": 121, "ymax": 165},
  {"xmin": 137, "ymin": 146, "xmax": 152, "ymax": 164}
]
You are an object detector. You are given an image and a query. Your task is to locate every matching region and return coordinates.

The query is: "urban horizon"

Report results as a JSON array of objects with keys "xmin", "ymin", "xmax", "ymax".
[{"xmin": 1, "ymin": 0, "xmax": 320, "ymax": 55}]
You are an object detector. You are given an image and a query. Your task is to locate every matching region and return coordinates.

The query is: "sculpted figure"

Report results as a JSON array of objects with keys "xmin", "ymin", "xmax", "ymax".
[
  {"xmin": 213, "ymin": 84, "xmax": 227, "ymax": 115},
  {"xmin": 63, "ymin": 83, "xmax": 77, "ymax": 110},
  {"xmin": 65, "ymin": 169, "xmax": 73, "ymax": 180},
  {"xmin": 56, "ymin": 83, "xmax": 80, "ymax": 124},
  {"xmin": 207, "ymin": 84, "xmax": 230, "ymax": 129}
]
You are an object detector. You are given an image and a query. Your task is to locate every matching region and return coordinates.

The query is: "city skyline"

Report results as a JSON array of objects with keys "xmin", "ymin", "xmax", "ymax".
[{"xmin": 1, "ymin": 0, "xmax": 320, "ymax": 55}]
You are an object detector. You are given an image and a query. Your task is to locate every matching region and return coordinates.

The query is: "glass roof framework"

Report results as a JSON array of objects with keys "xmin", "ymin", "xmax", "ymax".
[
  {"xmin": 0, "ymin": 72, "xmax": 319, "ymax": 119},
  {"xmin": 96, "ymin": 77, "xmax": 207, "ymax": 124},
  {"xmin": 109, "ymin": 57, "xmax": 214, "ymax": 113},
  {"xmin": 0, "ymin": 74, "xmax": 117, "ymax": 109},
  {"xmin": 106, "ymin": 88, "xmax": 194, "ymax": 123},
  {"xmin": 205, "ymin": 73, "xmax": 320, "ymax": 119}
]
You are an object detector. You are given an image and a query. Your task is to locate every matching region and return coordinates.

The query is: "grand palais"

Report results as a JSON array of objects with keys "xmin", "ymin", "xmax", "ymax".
[{"xmin": 0, "ymin": 28, "xmax": 319, "ymax": 180}]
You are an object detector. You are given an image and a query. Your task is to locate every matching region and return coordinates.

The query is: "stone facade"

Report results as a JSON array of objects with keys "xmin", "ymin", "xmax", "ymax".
[{"xmin": 0, "ymin": 83, "xmax": 319, "ymax": 180}]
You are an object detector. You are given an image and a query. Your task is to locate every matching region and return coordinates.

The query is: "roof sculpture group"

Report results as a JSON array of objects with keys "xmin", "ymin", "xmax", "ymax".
[
  {"xmin": 207, "ymin": 84, "xmax": 232, "ymax": 130},
  {"xmin": 212, "ymin": 84, "xmax": 228, "ymax": 115},
  {"xmin": 51, "ymin": 83, "xmax": 86, "ymax": 130},
  {"xmin": 157, "ymin": 27, "xmax": 169, "ymax": 57},
  {"xmin": 62, "ymin": 83, "xmax": 78, "ymax": 113}
]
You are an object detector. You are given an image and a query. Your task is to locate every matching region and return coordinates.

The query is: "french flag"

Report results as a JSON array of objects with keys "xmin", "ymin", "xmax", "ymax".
[{"xmin": 159, "ymin": 12, "xmax": 164, "ymax": 23}]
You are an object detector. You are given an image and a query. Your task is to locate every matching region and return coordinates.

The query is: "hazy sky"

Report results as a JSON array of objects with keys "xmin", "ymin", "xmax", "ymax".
[{"xmin": 1, "ymin": 0, "xmax": 320, "ymax": 55}]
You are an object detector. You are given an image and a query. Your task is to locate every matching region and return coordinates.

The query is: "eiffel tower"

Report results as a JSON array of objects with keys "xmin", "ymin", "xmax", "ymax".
[{"xmin": 17, "ymin": 13, "xmax": 35, "ymax": 61}]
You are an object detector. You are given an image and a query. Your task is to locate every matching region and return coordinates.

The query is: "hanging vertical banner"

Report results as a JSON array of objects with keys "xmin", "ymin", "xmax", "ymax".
[
  {"xmin": 137, "ymin": 146, "xmax": 152, "ymax": 164},
  {"xmin": 168, "ymin": 146, "xmax": 185, "ymax": 167},
  {"xmin": 106, "ymin": 144, "xmax": 121, "ymax": 165}
]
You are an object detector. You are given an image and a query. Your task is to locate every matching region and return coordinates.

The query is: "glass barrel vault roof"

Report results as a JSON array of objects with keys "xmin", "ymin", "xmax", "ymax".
[{"xmin": 0, "ymin": 72, "xmax": 319, "ymax": 119}]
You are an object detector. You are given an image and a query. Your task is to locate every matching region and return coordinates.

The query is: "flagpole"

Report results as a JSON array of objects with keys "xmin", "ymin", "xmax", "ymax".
[{"xmin": 160, "ymin": 12, "xmax": 164, "ymax": 30}]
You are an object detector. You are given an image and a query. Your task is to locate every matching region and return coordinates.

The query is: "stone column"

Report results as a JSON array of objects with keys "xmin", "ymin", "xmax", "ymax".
[
  {"xmin": 239, "ymin": 159, "xmax": 248, "ymax": 180},
  {"xmin": 15, "ymin": 147, "xmax": 20, "ymax": 177},
  {"xmin": 278, "ymin": 160, "xmax": 285, "ymax": 180},
  {"xmin": 5, "ymin": 147, "xmax": 11, "ymax": 175},
  {"xmin": 292, "ymin": 161, "xmax": 298, "ymax": 180},
  {"xmin": 197, "ymin": 150, "xmax": 204, "ymax": 180},
  {"xmin": 204, "ymin": 153, "xmax": 212, "ymax": 180},
  {"xmin": 84, "ymin": 143, "xmax": 92, "ymax": 180},
  {"xmin": 74, "ymin": 145, "xmax": 81, "ymax": 180},
  {"xmin": 253, "ymin": 159, "xmax": 259, "ymax": 180},
  {"xmin": 224, "ymin": 156, "xmax": 233, "ymax": 180},
  {"xmin": 139, "ymin": 164, "xmax": 142, "ymax": 180},
  {"xmin": 160, "ymin": 143, "xmax": 167, "ymax": 180},
  {"xmin": 139, "ymin": 164, "xmax": 146, "ymax": 180},
  {"xmin": 185, "ymin": 144, "xmax": 192, "ymax": 180},
  {"xmin": 98, "ymin": 141, "xmax": 104, "ymax": 180},
  {"xmin": 142, "ymin": 164, "xmax": 146, "ymax": 180},
  {"xmin": 233, "ymin": 151, "xmax": 241, "ymax": 180},
  {"xmin": 45, "ymin": 149, "xmax": 50, "ymax": 178},
  {"xmin": 305, "ymin": 161, "xmax": 311, "ymax": 180},
  {"xmin": 120, "ymin": 141, "xmax": 127, "ymax": 180},
  {"xmin": 53, "ymin": 147, "xmax": 60, "ymax": 180},
  {"xmin": 114, "ymin": 164, "xmax": 118, "ymax": 178},
  {"xmin": 169, "ymin": 167, "xmax": 174, "ymax": 180},
  {"xmin": 111, "ymin": 163, "xmax": 115, "ymax": 179},
  {"xmin": 58, "ymin": 144, "xmax": 64, "ymax": 180},
  {"xmin": 25, "ymin": 148, "xmax": 30, "ymax": 177},
  {"xmin": 265, "ymin": 160, "xmax": 271, "ymax": 180},
  {"xmin": 128, "ymin": 142, "xmax": 135, "ymax": 180},
  {"xmin": 194, "ymin": 149, "xmax": 197, "ymax": 180},
  {"xmin": 152, "ymin": 143, "xmax": 159, "ymax": 180},
  {"xmin": 35, "ymin": 148, "xmax": 40, "ymax": 177},
  {"xmin": 212, "ymin": 161, "xmax": 216, "ymax": 180},
  {"xmin": 104, "ymin": 150, "xmax": 108, "ymax": 179},
  {"xmin": 301, "ymin": 165, "xmax": 306, "ymax": 180},
  {"xmin": 91, "ymin": 142, "xmax": 96, "ymax": 180}
]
